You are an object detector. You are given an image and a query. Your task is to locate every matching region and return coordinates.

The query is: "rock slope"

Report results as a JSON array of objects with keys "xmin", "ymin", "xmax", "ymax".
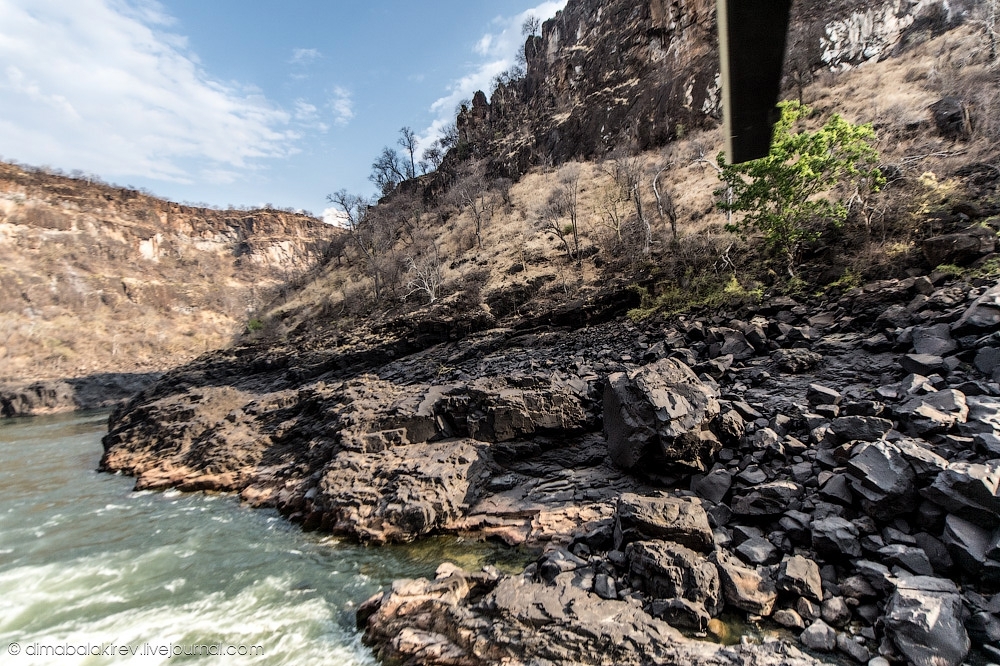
[{"xmin": 102, "ymin": 269, "xmax": 1000, "ymax": 665}]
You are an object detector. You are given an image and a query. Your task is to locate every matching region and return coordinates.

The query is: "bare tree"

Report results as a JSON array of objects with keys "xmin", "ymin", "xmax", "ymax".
[
  {"xmin": 519, "ymin": 15, "xmax": 542, "ymax": 68},
  {"xmin": 598, "ymin": 181, "xmax": 630, "ymax": 247},
  {"xmin": 370, "ymin": 147, "xmax": 407, "ymax": 196},
  {"xmin": 405, "ymin": 234, "xmax": 442, "ymax": 303},
  {"xmin": 652, "ymin": 162, "xmax": 678, "ymax": 242},
  {"xmin": 398, "ymin": 127, "xmax": 418, "ymax": 179},
  {"xmin": 450, "ymin": 163, "xmax": 496, "ymax": 249},
  {"xmin": 419, "ymin": 145, "xmax": 443, "ymax": 174},
  {"xmin": 326, "ymin": 189, "xmax": 397, "ymax": 301},
  {"xmin": 602, "ymin": 154, "xmax": 650, "ymax": 254},
  {"xmin": 326, "ymin": 189, "xmax": 368, "ymax": 231},
  {"xmin": 493, "ymin": 177, "xmax": 514, "ymax": 213},
  {"xmin": 538, "ymin": 200, "xmax": 574, "ymax": 259},
  {"xmin": 439, "ymin": 122, "xmax": 460, "ymax": 150},
  {"xmin": 540, "ymin": 164, "xmax": 583, "ymax": 262},
  {"xmin": 693, "ymin": 144, "xmax": 732, "ymax": 224},
  {"xmin": 521, "ymin": 15, "xmax": 541, "ymax": 37}
]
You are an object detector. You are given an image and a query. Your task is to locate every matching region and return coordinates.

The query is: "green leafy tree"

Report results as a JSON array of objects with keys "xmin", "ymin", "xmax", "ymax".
[{"xmin": 716, "ymin": 101, "xmax": 884, "ymax": 276}]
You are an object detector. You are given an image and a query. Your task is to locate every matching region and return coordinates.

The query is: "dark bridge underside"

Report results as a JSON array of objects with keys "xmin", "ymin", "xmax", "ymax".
[{"xmin": 717, "ymin": 0, "xmax": 793, "ymax": 163}]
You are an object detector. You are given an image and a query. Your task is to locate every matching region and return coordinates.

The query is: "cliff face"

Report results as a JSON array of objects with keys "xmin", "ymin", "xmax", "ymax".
[
  {"xmin": 454, "ymin": 0, "xmax": 976, "ymax": 178},
  {"xmin": 0, "ymin": 162, "xmax": 339, "ymax": 387}
]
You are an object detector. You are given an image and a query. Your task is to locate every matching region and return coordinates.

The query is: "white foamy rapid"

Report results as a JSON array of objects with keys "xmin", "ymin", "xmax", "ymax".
[{"xmin": 0, "ymin": 412, "xmax": 520, "ymax": 665}]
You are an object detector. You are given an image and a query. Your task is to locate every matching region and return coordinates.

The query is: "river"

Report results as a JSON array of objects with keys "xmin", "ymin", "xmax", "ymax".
[{"xmin": 0, "ymin": 412, "xmax": 524, "ymax": 665}]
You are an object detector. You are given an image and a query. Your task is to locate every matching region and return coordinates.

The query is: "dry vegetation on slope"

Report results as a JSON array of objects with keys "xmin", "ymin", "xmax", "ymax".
[{"xmin": 253, "ymin": 23, "xmax": 1000, "ymax": 346}]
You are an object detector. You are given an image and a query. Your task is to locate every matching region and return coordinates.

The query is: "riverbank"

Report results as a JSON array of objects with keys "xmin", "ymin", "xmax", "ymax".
[
  {"xmin": 0, "ymin": 372, "xmax": 161, "ymax": 418},
  {"xmin": 0, "ymin": 412, "xmax": 528, "ymax": 665},
  {"xmin": 97, "ymin": 270, "xmax": 1000, "ymax": 665}
]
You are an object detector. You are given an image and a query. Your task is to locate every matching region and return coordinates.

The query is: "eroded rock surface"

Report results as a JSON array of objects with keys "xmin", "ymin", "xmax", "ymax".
[{"xmin": 102, "ymin": 272, "xmax": 1000, "ymax": 665}]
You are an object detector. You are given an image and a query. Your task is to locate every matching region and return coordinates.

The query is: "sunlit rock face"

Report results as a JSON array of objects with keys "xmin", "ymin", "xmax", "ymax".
[{"xmin": 0, "ymin": 161, "xmax": 339, "ymax": 388}]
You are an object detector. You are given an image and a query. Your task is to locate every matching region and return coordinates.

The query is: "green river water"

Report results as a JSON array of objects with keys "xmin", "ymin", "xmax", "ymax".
[{"xmin": 0, "ymin": 411, "xmax": 526, "ymax": 665}]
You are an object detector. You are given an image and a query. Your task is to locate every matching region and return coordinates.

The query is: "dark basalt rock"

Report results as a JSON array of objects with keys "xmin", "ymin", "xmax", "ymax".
[
  {"xmin": 614, "ymin": 493, "xmax": 714, "ymax": 552},
  {"xmin": 922, "ymin": 225, "xmax": 995, "ymax": 266},
  {"xmin": 604, "ymin": 358, "xmax": 720, "ymax": 472},
  {"xmin": 625, "ymin": 539, "xmax": 723, "ymax": 621},
  {"xmin": 884, "ymin": 576, "xmax": 971, "ymax": 666},
  {"xmin": 771, "ymin": 348, "xmax": 822, "ymax": 373}
]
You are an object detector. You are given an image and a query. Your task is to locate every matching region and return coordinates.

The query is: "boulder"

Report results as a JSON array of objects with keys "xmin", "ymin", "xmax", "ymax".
[
  {"xmin": 691, "ymin": 468, "xmax": 732, "ymax": 504},
  {"xmin": 884, "ymin": 577, "xmax": 970, "ymax": 666},
  {"xmin": 361, "ymin": 566, "xmax": 824, "ymax": 666},
  {"xmin": 876, "ymin": 304, "xmax": 912, "ymax": 330},
  {"xmin": 921, "ymin": 461, "xmax": 1000, "ymax": 528},
  {"xmin": 830, "ymin": 416, "xmax": 893, "ymax": 443},
  {"xmin": 910, "ymin": 324, "xmax": 958, "ymax": 357},
  {"xmin": 316, "ymin": 439, "xmax": 491, "ymax": 543},
  {"xmin": 895, "ymin": 389, "xmax": 968, "ymax": 435},
  {"xmin": 812, "ymin": 517, "xmax": 861, "ymax": 557},
  {"xmin": 899, "ymin": 354, "xmax": 948, "ymax": 377},
  {"xmin": 774, "ymin": 609, "xmax": 805, "ymax": 630},
  {"xmin": 845, "ymin": 441, "xmax": 916, "ymax": 521},
  {"xmin": 941, "ymin": 513, "xmax": 991, "ymax": 575},
  {"xmin": 913, "ymin": 532, "xmax": 954, "ymax": 574},
  {"xmin": 736, "ymin": 537, "xmax": 780, "ymax": 565},
  {"xmin": 710, "ymin": 550, "xmax": 778, "ymax": 616},
  {"xmin": 877, "ymin": 544, "xmax": 934, "ymax": 576},
  {"xmin": 772, "ymin": 348, "xmax": 822, "ymax": 373},
  {"xmin": 821, "ymin": 596, "xmax": 851, "ymax": 628},
  {"xmin": 922, "ymin": 225, "xmax": 995, "ymax": 267},
  {"xmin": 604, "ymin": 358, "xmax": 720, "ymax": 472},
  {"xmin": 625, "ymin": 540, "xmax": 723, "ymax": 622},
  {"xmin": 928, "ymin": 96, "xmax": 970, "ymax": 139},
  {"xmin": 709, "ymin": 328, "xmax": 755, "ymax": 361},
  {"xmin": 952, "ymin": 283, "xmax": 1000, "ymax": 332},
  {"xmin": 960, "ymin": 395, "xmax": 1000, "ymax": 436},
  {"xmin": 732, "ymin": 480, "xmax": 804, "ymax": 517},
  {"xmin": 892, "ymin": 438, "xmax": 949, "ymax": 483},
  {"xmin": 614, "ymin": 493, "xmax": 714, "ymax": 552},
  {"xmin": 800, "ymin": 619, "xmax": 836, "ymax": 652},
  {"xmin": 974, "ymin": 347, "xmax": 1000, "ymax": 376},
  {"xmin": 777, "ymin": 555, "xmax": 823, "ymax": 602},
  {"xmin": 807, "ymin": 383, "xmax": 841, "ymax": 406},
  {"xmin": 836, "ymin": 633, "xmax": 870, "ymax": 663},
  {"xmin": 716, "ymin": 409, "xmax": 746, "ymax": 443}
]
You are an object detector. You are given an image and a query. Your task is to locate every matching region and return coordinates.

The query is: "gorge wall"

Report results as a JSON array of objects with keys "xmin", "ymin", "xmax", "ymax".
[{"xmin": 0, "ymin": 162, "xmax": 340, "ymax": 414}]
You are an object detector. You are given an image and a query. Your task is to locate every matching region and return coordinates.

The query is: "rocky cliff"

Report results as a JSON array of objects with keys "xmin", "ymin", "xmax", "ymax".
[
  {"xmin": 0, "ymin": 162, "xmax": 340, "ymax": 414},
  {"xmin": 452, "ymin": 0, "xmax": 975, "ymax": 178}
]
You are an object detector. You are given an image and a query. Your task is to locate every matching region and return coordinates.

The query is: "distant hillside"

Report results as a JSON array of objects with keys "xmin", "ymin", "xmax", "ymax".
[{"xmin": 0, "ymin": 162, "xmax": 339, "ymax": 387}]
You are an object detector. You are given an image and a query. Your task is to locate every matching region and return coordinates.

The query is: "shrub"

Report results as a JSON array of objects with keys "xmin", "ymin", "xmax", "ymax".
[{"xmin": 716, "ymin": 101, "xmax": 884, "ymax": 276}]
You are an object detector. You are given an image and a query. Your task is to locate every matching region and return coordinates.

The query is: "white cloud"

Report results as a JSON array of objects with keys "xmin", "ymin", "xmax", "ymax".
[
  {"xmin": 291, "ymin": 48, "xmax": 320, "ymax": 65},
  {"xmin": 0, "ymin": 0, "xmax": 296, "ymax": 183},
  {"xmin": 322, "ymin": 206, "xmax": 350, "ymax": 227},
  {"xmin": 330, "ymin": 86, "xmax": 354, "ymax": 126},
  {"xmin": 417, "ymin": 1, "xmax": 567, "ymax": 153},
  {"xmin": 294, "ymin": 99, "xmax": 317, "ymax": 120}
]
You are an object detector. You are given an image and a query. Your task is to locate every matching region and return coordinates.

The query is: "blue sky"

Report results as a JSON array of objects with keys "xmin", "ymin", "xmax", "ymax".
[{"xmin": 0, "ymin": 0, "xmax": 566, "ymax": 220}]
